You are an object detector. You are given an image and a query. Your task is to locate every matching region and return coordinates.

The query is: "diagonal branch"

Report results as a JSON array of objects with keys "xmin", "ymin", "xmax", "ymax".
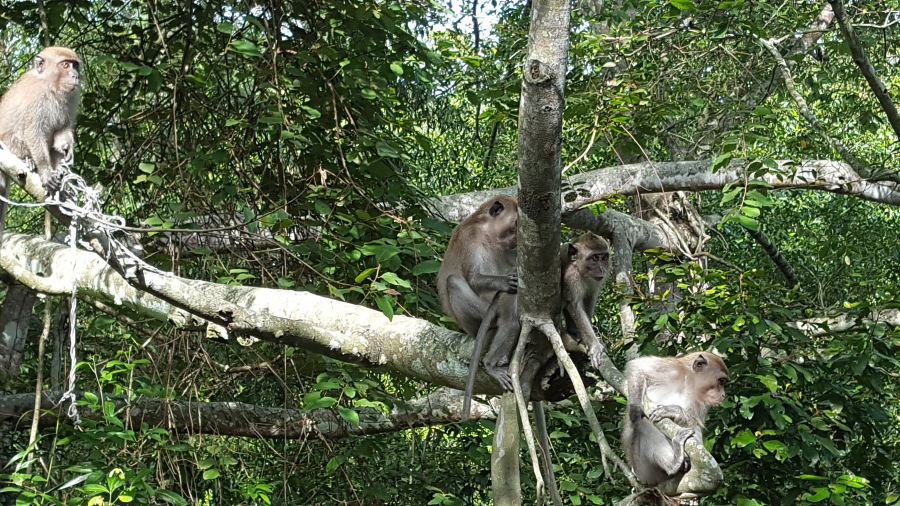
[
  {"xmin": 746, "ymin": 226, "xmax": 799, "ymax": 287},
  {"xmin": 828, "ymin": 0, "xmax": 900, "ymax": 142},
  {"xmin": 759, "ymin": 38, "xmax": 899, "ymax": 184}
]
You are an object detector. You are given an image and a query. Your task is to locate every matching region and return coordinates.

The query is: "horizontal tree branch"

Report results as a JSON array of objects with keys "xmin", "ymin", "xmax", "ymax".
[
  {"xmin": 789, "ymin": 308, "xmax": 900, "ymax": 336},
  {"xmin": 0, "ymin": 232, "xmax": 523, "ymax": 398},
  {"xmin": 431, "ymin": 159, "xmax": 900, "ymax": 222},
  {"xmin": 0, "ymin": 388, "xmax": 499, "ymax": 439}
]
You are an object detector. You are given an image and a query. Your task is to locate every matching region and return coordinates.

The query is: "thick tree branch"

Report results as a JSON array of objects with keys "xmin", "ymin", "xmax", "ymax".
[
  {"xmin": 432, "ymin": 159, "xmax": 900, "ymax": 223},
  {"xmin": 0, "ymin": 388, "xmax": 498, "ymax": 438},
  {"xmin": 789, "ymin": 308, "xmax": 900, "ymax": 336},
  {"xmin": 0, "ymin": 233, "xmax": 506, "ymax": 396}
]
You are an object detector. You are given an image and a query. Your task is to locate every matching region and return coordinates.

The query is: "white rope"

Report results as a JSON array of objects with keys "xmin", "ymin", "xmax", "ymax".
[
  {"xmin": 0, "ymin": 192, "xmax": 52, "ymax": 208},
  {"xmin": 50, "ymin": 173, "xmax": 103, "ymax": 426},
  {"xmin": 6, "ymin": 170, "xmax": 164, "ymax": 424},
  {"xmin": 57, "ymin": 215, "xmax": 81, "ymax": 425}
]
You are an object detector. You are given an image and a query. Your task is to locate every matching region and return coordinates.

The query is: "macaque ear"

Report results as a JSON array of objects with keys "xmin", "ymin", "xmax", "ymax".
[
  {"xmin": 489, "ymin": 200, "xmax": 505, "ymax": 217},
  {"xmin": 32, "ymin": 55, "xmax": 45, "ymax": 73},
  {"xmin": 692, "ymin": 353, "xmax": 709, "ymax": 372},
  {"xmin": 567, "ymin": 243, "xmax": 578, "ymax": 261}
]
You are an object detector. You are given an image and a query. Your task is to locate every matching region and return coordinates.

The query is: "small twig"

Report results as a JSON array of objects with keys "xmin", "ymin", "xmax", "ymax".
[{"xmin": 562, "ymin": 115, "xmax": 601, "ymax": 175}]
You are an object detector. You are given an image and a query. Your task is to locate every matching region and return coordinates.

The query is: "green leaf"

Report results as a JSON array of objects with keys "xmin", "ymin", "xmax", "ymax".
[
  {"xmin": 155, "ymin": 490, "xmax": 188, "ymax": 505},
  {"xmin": 669, "ymin": 0, "xmax": 697, "ymax": 11},
  {"xmin": 755, "ymin": 374, "xmax": 778, "ymax": 392},
  {"xmin": 801, "ymin": 487, "xmax": 830, "ymax": 502},
  {"xmin": 303, "ymin": 392, "xmax": 337, "ymax": 410},
  {"xmin": 202, "ymin": 469, "xmax": 220, "ymax": 480},
  {"xmin": 301, "ymin": 105, "xmax": 321, "ymax": 118},
  {"xmin": 355, "ymin": 267, "xmax": 377, "ymax": 283},
  {"xmin": 338, "ymin": 407, "xmax": 360, "ymax": 426},
  {"xmin": 762, "ymin": 439, "xmax": 787, "ymax": 452},
  {"xmin": 736, "ymin": 215, "xmax": 759, "ymax": 230},
  {"xmin": 390, "ymin": 62, "xmax": 404, "ymax": 75},
  {"xmin": 381, "ymin": 272, "xmax": 411, "ymax": 288},
  {"xmin": 376, "ymin": 141, "xmax": 400, "ymax": 158},
  {"xmin": 730, "ymin": 429, "xmax": 756, "ymax": 447},
  {"xmin": 326, "ymin": 456, "xmax": 345, "ymax": 473},
  {"xmin": 412, "ymin": 260, "xmax": 441, "ymax": 275},
  {"xmin": 375, "ymin": 295, "xmax": 394, "ymax": 319},
  {"xmin": 711, "ymin": 153, "xmax": 732, "ymax": 172},
  {"xmin": 216, "ymin": 22, "xmax": 234, "ymax": 34},
  {"xmin": 229, "ymin": 40, "xmax": 263, "ymax": 58},
  {"xmin": 259, "ymin": 115, "xmax": 283, "ymax": 124}
]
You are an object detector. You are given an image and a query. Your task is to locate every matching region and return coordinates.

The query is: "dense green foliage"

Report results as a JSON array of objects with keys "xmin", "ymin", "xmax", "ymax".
[{"xmin": 1, "ymin": 0, "xmax": 898, "ymax": 505}]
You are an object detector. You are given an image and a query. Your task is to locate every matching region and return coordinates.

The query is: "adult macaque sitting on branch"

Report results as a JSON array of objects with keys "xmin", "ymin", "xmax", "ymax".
[
  {"xmin": 436, "ymin": 196, "xmax": 520, "ymax": 419},
  {"xmin": 0, "ymin": 46, "xmax": 81, "ymax": 234}
]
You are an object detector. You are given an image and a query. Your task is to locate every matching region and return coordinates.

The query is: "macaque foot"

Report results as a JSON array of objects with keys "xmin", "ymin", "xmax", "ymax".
[
  {"xmin": 587, "ymin": 341, "xmax": 606, "ymax": 370},
  {"xmin": 484, "ymin": 365, "xmax": 513, "ymax": 391},
  {"xmin": 673, "ymin": 428, "xmax": 695, "ymax": 473}
]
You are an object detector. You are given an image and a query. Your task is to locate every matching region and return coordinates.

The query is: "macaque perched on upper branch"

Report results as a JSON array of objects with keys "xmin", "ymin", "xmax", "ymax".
[{"xmin": 0, "ymin": 46, "xmax": 81, "ymax": 232}]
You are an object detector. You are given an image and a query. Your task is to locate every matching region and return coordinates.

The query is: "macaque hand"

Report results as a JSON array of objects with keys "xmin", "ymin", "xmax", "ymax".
[
  {"xmin": 44, "ymin": 169, "xmax": 69, "ymax": 195},
  {"xmin": 505, "ymin": 272, "xmax": 518, "ymax": 293},
  {"xmin": 648, "ymin": 404, "xmax": 689, "ymax": 426}
]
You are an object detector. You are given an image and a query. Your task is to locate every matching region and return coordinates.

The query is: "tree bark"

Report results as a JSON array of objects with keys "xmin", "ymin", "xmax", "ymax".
[
  {"xmin": 0, "ymin": 282, "xmax": 37, "ymax": 379},
  {"xmin": 0, "ymin": 387, "xmax": 500, "ymax": 438},
  {"xmin": 491, "ymin": 393, "xmax": 522, "ymax": 506}
]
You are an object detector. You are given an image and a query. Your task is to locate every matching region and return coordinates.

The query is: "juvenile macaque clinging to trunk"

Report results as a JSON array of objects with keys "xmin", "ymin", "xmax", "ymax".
[
  {"xmin": 0, "ymin": 46, "xmax": 81, "ymax": 232},
  {"xmin": 436, "ymin": 196, "xmax": 519, "ymax": 419},
  {"xmin": 559, "ymin": 232, "xmax": 610, "ymax": 369},
  {"xmin": 622, "ymin": 352, "xmax": 728, "ymax": 487}
]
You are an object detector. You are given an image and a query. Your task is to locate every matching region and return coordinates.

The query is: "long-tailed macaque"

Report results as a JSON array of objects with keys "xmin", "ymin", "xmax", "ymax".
[
  {"xmin": 436, "ymin": 196, "xmax": 518, "ymax": 419},
  {"xmin": 622, "ymin": 352, "xmax": 728, "ymax": 487},
  {"xmin": 0, "ymin": 46, "xmax": 81, "ymax": 231},
  {"xmin": 560, "ymin": 232, "xmax": 609, "ymax": 369}
]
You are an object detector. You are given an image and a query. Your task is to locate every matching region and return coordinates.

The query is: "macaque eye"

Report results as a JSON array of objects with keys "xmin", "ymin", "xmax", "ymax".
[
  {"xmin": 589, "ymin": 254, "xmax": 599, "ymax": 261},
  {"xmin": 718, "ymin": 378, "xmax": 728, "ymax": 387}
]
